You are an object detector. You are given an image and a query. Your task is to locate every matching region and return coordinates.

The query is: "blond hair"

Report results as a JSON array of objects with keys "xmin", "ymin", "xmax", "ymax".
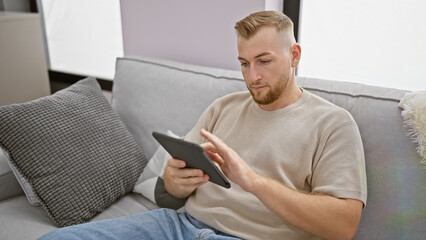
[{"xmin": 235, "ymin": 11, "xmax": 294, "ymax": 40}]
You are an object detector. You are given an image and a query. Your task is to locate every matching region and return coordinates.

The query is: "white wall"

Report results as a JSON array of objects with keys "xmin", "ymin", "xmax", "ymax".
[
  {"xmin": 121, "ymin": 0, "xmax": 282, "ymax": 71},
  {"xmin": 0, "ymin": 12, "xmax": 50, "ymax": 105},
  {"xmin": 298, "ymin": 0, "xmax": 426, "ymax": 91},
  {"xmin": 37, "ymin": 0, "xmax": 282, "ymax": 79}
]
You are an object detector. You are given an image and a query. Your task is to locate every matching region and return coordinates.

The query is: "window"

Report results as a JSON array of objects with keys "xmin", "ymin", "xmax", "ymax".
[
  {"xmin": 39, "ymin": 0, "xmax": 123, "ymax": 79},
  {"xmin": 298, "ymin": 0, "xmax": 425, "ymax": 91}
]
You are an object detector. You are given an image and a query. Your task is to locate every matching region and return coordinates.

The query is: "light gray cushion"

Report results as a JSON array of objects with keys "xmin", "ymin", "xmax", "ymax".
[
  {"xmin": 112, "ymin": 56, "xmax": 247, "ymax": 209},
  {"xmin": 0, "ymin": 77, "xmax": 147, "ymax": 227},
  {"xmin": 111, "ymin": 56, "xmax": 247, "ymax": 159}
]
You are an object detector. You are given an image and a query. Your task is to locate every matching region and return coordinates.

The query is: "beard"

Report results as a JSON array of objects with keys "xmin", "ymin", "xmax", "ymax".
[{"xmin": 248, "ymin": 72, "xmax": 290, "ymax": 105}]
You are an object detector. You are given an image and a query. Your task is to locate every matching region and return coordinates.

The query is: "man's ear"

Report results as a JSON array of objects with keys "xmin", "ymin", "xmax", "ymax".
[{"xmin": 290, "ymin": 43, "xmax": 301, "ymax": 67}]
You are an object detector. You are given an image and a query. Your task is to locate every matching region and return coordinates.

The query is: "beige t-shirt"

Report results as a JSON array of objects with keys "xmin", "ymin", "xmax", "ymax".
[{"xmin": 184, "ymin": 90, "xmax": 367, "ymax": 240}]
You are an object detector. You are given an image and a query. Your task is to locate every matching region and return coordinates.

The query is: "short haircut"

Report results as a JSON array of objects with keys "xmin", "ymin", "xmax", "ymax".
[{"xmin": 235, "ymin": 11, "xmax": 294, "ymax": 40}]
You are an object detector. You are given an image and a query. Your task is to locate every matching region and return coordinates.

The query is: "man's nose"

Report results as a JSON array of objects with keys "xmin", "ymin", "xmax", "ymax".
[{"xmin": 248, "ymin": 65, "xmax": 262, "ymax": 83}]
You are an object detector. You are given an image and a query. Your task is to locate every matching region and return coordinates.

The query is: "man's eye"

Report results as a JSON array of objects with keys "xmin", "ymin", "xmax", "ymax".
[
  {"xmin": 260, "ymin": 60, "xmax": 271, "ymax": 64},
  {"xmin": 240, "ymin": 62, "xmax": 248, "ymax": 67}
]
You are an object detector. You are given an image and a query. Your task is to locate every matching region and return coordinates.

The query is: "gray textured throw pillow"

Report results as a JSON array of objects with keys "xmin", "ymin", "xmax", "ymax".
[{"xmin": 0, "ymin": 77, "xmax": 147, "ymax": 227}]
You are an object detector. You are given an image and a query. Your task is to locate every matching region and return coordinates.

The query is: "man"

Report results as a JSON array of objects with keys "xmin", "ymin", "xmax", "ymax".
[
  {"xmin": 165, "ymin": 10, "xmax": 366, "ymax": 240},
  {"xmin": 39, "ymin": 11, "xmax": 366, "ymax": 240}
]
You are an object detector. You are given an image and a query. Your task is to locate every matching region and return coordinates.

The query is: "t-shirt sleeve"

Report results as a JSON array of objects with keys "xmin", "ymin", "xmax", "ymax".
[{"xmin": 311, "ymin": 121, "xmax": 368, "ymax": 207}]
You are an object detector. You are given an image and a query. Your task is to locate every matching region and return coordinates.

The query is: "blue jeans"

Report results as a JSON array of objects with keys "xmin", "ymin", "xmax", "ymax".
[{"xmin": 38, "ymin": 209, "xmax": 241, "ymax": 240}]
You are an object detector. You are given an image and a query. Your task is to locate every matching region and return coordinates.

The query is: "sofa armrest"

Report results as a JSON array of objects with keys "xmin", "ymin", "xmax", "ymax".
[{"xmin": 0, "ymin": 148, "xmax": 24, "ymax": 201}]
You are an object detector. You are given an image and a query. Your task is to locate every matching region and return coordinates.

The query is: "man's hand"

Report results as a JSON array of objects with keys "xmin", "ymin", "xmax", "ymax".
[
  {"xmin": 163, "ymin": 157, "xmax": 209, "ymax": 199},
  {"xmin": 200, "ymin": 129, "xmax": 262, "ymax": 193}
]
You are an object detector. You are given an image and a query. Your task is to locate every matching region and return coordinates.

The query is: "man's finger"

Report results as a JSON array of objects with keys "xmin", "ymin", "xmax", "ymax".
[
  {"xmin": 174, "ymin": 175, "xmax": 209, "ymax": 186},
  {"xmin": 167, "ymin": 158, "xmax": 186, "ymax": 168},
  {"xmin": 174, "ymin": 168, "xmax": 205, "ymax": 178},
  {"xmin": 200, "ymin": 142, "xmax": 218, "ymax": 153},
  {"xmin": 200, "ymin": 129, "xmax": 228, "ymax": 153},
  {"xmin": 205, "ymin": 150, "xmax": 225, "ymax": 166}
]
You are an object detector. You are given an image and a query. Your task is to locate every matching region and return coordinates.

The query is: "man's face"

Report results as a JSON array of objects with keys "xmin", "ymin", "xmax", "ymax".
[{"xmin": 237, "ymin": 26, "xmax": 293, "ymax": 109}]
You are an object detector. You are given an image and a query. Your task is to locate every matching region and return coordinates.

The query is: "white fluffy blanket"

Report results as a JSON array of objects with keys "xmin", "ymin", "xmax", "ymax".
[{"xmin": 399, "ymin": 91, "xmax": 426, "ymax": 166}]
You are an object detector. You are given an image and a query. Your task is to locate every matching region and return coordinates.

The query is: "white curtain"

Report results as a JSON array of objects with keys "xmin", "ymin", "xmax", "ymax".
[
  {"xmin": 40, "ymin": 0, "xmax": 123, "ymax": 79},
  {"xmin": 298, "ymin": 0, "xmax": 426, "ymax": 91}
]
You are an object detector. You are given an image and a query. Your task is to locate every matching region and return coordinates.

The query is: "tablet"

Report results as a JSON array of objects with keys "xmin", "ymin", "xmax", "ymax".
[{"xmin": 152, "ymin": 131, "xmax": 231, "ymax": 189}]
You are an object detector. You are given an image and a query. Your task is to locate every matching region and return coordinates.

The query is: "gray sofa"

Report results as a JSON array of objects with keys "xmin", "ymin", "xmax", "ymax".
[{"xmin": 0, "ymin": 56, "xmax": 424, "ymax": 239}]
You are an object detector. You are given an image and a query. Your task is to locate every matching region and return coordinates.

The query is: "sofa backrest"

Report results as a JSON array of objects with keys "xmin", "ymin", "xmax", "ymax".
[
  {"xmin": 111, "ymin": 56, "xmax": 247, "ymax": 159},
  {"xmin": 112, "ymin": 56, "xmax": 425, "ymax": 239},
  {"xmin": 296, "ymin": 77, "xmax": 425, "ymax": 239}
]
